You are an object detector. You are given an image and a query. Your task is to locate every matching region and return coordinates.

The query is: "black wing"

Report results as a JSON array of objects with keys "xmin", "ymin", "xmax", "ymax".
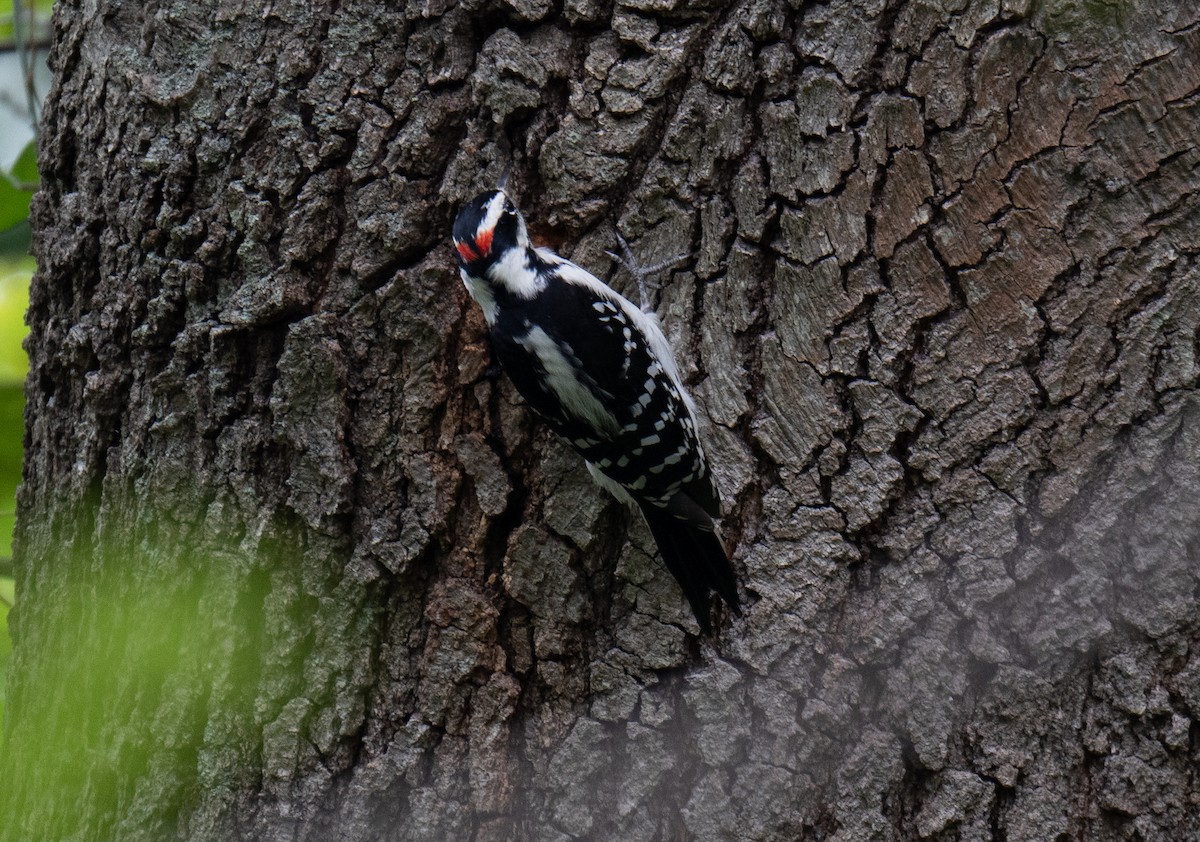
[
  {"xmin": 488, "ymin": 258, "xmax": 738, "ymax": 631},
  {"xmin": 490, "ymin": 265, "xmax": 715, "ymax": 512}
]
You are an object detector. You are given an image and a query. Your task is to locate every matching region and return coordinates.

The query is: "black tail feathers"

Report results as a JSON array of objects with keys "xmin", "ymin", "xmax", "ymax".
[{"xmin": 638, "ymin": 503, "xmax": 741, "ymax": 634}]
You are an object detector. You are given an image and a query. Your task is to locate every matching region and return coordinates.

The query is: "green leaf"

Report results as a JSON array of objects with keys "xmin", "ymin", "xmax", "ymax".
[
  {"xmin": 0, "ymin": 221, "xmax": 31, "ymax": 260},
  {"xmin": 0, "ymin": 178, "xmax": 33, "ymax": 234},
  {"xmin": 0, "ymin": 257, "xmax": 31, "ymax": 385},
  {"xmin": 10, "ymin": 140, "xmax": 38, "ymax": 189}
]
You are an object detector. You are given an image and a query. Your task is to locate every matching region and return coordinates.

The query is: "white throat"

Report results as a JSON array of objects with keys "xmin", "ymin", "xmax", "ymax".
[
  {"xmin": 461, "ymin": 246, "xmax": 546, "ymax": 325},
  {"xmin": 488, "ymin": 247, "xmax": 545, "ymax": 300}
]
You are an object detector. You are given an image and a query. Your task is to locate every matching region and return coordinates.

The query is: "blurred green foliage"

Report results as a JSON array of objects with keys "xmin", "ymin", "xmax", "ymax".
[
  {"xmin": 0, "ymin": 548, "xmax": 273, "ymax": 837},
  {"xmin": 0, "ymin": 253, "xmax": 29, "ymax": 553},
  {"xmin": 0, "ymin": 577, "xmax": 10, "ymax": 730},
  {"xmin": 0, "ymin": 0, "xmax": 55, "ymax": 48},
  {"xmin": 1, "ymin": 0, "xmax": 51, "ymax": 752},
  {"xmin": 0, "ymin": 141, "xmax": 36, "ymax": 226},
  {"xmin": 0, "ymin": 138, "xmax": 35, "ymax": 740}
]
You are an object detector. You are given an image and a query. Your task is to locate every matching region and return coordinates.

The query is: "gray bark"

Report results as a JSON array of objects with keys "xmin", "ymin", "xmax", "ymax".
[{"xmin": 2, "ymin": 0, "xmax": 1199, "ymax": 839}]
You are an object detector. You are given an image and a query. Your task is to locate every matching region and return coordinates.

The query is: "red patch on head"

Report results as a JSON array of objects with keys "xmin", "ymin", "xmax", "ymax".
[
  {"xmin": 456, "ymin": 240, "xmax": 480, "ymax": 262},
  {"xmin": 474, "ymin": 227, "xmax": 494, "ymax": 257}
]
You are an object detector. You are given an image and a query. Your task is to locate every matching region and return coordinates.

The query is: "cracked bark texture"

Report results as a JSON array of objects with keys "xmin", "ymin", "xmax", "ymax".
[{"xmin": 2, "ymin": 0, "xmax": 1199, "ymax": 839}]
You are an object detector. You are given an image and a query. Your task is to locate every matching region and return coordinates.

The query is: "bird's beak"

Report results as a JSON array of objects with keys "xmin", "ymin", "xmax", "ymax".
[{"xmin": 456, "ymin": 227, "xmax": 494, "ymax": 263}]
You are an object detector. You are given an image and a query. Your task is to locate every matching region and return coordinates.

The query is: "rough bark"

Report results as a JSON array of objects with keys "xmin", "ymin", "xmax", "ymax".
[{"xmin": 2, "ymin": 0, "xmax": 1199, "ymax": 839}]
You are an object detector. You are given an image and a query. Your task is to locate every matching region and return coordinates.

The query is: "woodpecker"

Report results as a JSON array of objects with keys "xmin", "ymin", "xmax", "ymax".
[{"xmin": 452, "ymin": 189, "xmax": 740, "ymax": 633}]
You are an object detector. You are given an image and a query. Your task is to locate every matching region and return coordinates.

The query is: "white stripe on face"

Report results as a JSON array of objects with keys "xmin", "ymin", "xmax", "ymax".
[{"xmin": 479, "ymin": 192, "xmax": 508, "ymax": 241}]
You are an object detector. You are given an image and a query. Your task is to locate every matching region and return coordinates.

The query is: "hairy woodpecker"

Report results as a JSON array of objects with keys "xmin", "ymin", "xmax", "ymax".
[{"xmin": 452, "ymin": 189, "xmax": 740, "ymax": 633}]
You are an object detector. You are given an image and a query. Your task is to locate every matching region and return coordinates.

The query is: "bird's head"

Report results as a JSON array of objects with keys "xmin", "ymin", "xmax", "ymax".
[{"xmin": 452, "ymin": 190, "xmax": 530, "ymax": 277}]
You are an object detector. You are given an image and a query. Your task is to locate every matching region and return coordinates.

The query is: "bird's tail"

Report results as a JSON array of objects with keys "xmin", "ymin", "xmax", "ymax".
[{"xmin": 638, "ymin": 502, "xmax": 741, "ymax": 634}]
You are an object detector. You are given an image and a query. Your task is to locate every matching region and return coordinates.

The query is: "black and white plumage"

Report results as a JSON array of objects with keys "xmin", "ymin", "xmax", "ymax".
[{"xmin": 452, "ymin": 189, "xmax": 740, "ymax": 633}]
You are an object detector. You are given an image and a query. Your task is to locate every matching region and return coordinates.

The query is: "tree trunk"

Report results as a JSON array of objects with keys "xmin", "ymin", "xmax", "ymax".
[{"xmin": 2, "ymin": 0, "xmax": 1199, "ymax": 839}]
